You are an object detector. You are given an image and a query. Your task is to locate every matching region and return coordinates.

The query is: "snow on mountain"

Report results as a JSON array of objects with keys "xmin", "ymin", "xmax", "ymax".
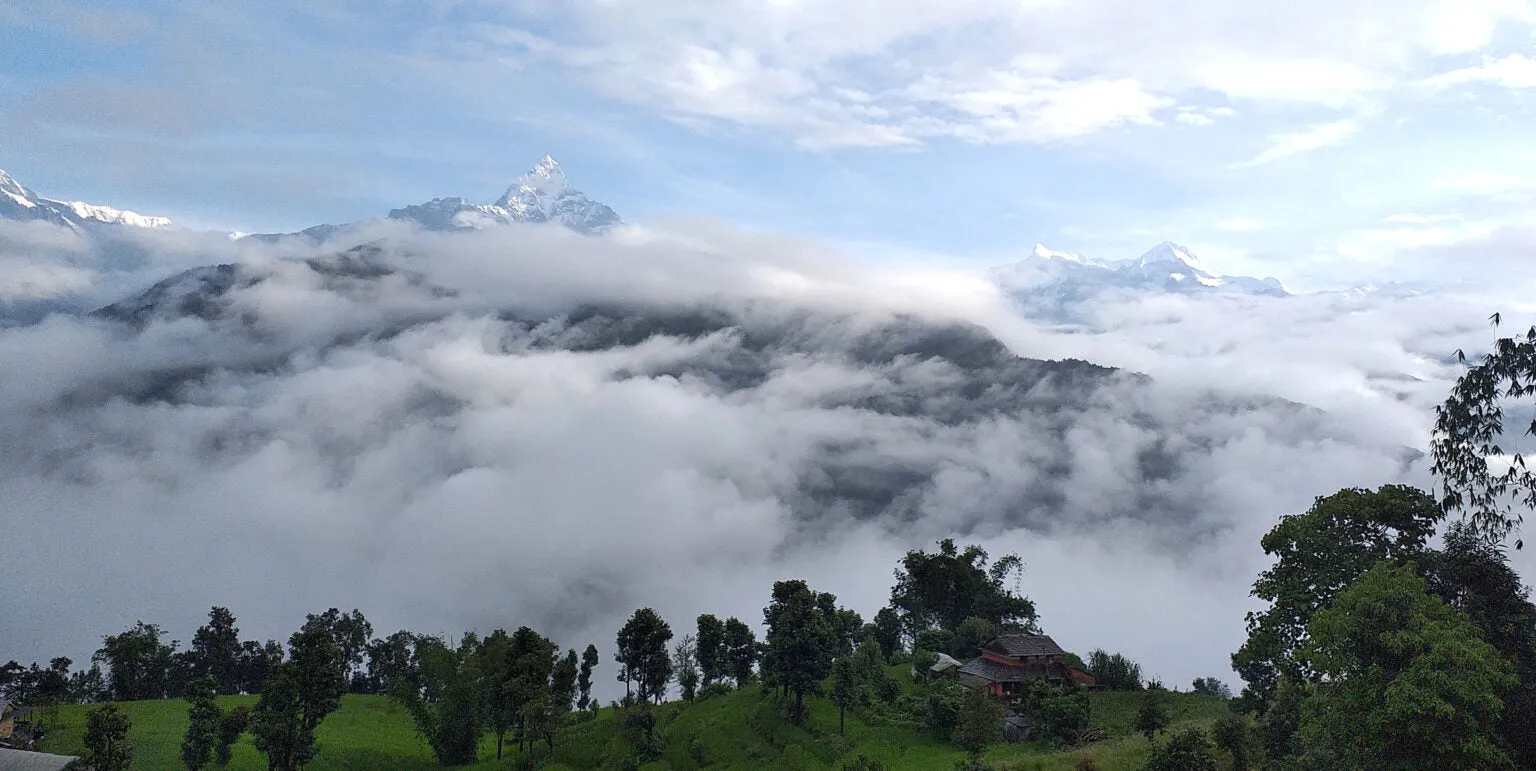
[
  {"xmin": 0, "ymin": 169, "xmax": 172, "ymax": 230},
  {"xmin": 248, "ymin": 156, "xmax": 621, "ymax": 244},
  {"xmin": 992, "ymin": 241, "xmax": 1289, "ymax": 309}
]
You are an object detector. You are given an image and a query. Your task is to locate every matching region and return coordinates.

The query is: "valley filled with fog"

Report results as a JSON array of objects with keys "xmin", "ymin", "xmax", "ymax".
[{"xmin": 3, "ymin": 206, "xmax": 1525, "ymax": 701}]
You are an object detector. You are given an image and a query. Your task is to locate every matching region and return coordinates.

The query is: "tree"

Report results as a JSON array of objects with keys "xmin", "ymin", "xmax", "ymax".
[
  {"xmin": 577, "ymin": 644, "xmax": 598, "ymax": 712},
  {"xmin": 300, "ymin": 609, "xmax": 371, "ymax": 691},
  {"xmin": 1144, "ymin": 727, "xmax": 1218, "ymax": 771},
  {"xmin": 191, "ymin": 607, "xmax": 244, "ymax": 695},
  {"xmin": 394, "ymin": 635, "xmax": 482, "ymax": 766},
  {"xmin": 238, "ymin": 640, "xmax": 284, "ymax": 696},
  {"xmin": 82, "ymin": 703, "xmax": 134, "ymax": 771},
  {"xmin": 722, "ymin": 617, "xmax": 757, "ymax": 687},
  {"xmin": 889, "ymin": 539, "xmax": 1036, "ymax": 642},
  {"xmin": 952, "ymin": 617, "xmax": 996, "ymax": 660},
  {"xmin": 951, "ymin": 687, "xmax": 1003, "ymax": 757},
  {"xmin": 69, "ymin": 663, "xmax": 108, "ymax": 704},
  {"xmin": 95, "ymin": 621, "xmax": 177, "ymax": 700},
  {"xmin": 1426, "ymin": 519, "xmax": 1536, "ymax": 766},
  {"xmin": 763, "ymin": 580, "xmax": 838, "ymax": 722},
  {"xmin": 1296, "ymin": 561, "xmax": 1515, "ymax": 770},
  {"xmin": 830, "ymin": 656, "xmax": 859, "ymax": 735},
  {"xmin": 673, "ymin": 635, "xmax": 699, "ymax": 702},
  {"xmin": 615, "ymin": 608, "xmax": 673, "ymax": 705},
  {"xmin": 1431, "ymin": 313, "xmax": 1536, "ymax": 544},
  {"xmin": 1086, "ymin": 649, "xmax": 1143, "ymax": 691},
  {"xmin": 215, "ymin": 706, "xmax": 250, "ymax": 766},
  {"xmin": 872, "ymin": 607, "xmax": 903, "ymax": 659},
  {"xmin": 506, "ymin": 626, "xmax": 558, "ymax": 751},
  {"xmin": 550, "ymin": 648, "xmax": 579, "ymax": 736},
  {"xmin": 182, "ymin": 676, "xmax": 222, "ymax": 770},
  {"xmin": 1231, "ymin": 485, "xmax": 1440, "ymax": 710},
  {"xmin": 249, "ymin": 625, "xmax": 346, "ymax": 771},
  {"xmin": 1135, "ymin": 689, "xmax": 1171, "ymax": 742},
  {"xmin": 1190, "ymin": 677, "xmax": 1231, "ymax": 698},
  {"xmin": 695, "ymin": 614, "xmax": 726, "ymax": 686},
  {"xmin": 1211, "ymin": 713, "xmax": 1254, "ymax": 771},
  {"xmin": 362, "ymin": 630, "xmax": 417, "ymax": 695}
]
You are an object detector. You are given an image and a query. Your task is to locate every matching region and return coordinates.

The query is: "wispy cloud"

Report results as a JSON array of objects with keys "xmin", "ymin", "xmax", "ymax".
[
  {"xmin": 1425, "ymin": 54, "xmax": 1536, "ymax": 89},
  {"xmin": 1216, "ymin": 217, "xmax": 1264, "ymax": 232},
  {"xmin": 1231, "ymin": 119, "xmax": 1360, "ymax": 168}
]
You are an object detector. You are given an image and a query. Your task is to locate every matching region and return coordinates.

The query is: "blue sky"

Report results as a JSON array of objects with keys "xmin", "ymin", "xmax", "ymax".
[{"xmin": 4, "ymin": 0, "xmax": 1536, "ymax": 290}]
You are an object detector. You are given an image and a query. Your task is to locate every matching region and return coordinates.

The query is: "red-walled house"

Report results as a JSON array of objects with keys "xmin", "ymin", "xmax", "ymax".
[{"xmin": 955, "ymin": 634, "xmax": 1097, "ymax": 698}]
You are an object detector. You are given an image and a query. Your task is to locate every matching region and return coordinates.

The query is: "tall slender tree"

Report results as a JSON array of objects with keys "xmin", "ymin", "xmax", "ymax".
[
  {"xmin": 695, "ymin": 614, "xmax": 726, "ymax": 686},
  {"xmin": 763, "ymin": 580, "xmax": 838, "ymax": 722},
  {"xmin": 577, "ymin": 644, "xmax": 598, "ymax": 712},
  {"xmin": 181, "ymin": 676, "xmax": 222, "ymax": 771},
  {"xmin": 191, "ymin": 607, "xmax": 243, "ymax": 695},
  {"xmin": 722, "ymin": 617, "xmax": 757, "ymax": 688}
]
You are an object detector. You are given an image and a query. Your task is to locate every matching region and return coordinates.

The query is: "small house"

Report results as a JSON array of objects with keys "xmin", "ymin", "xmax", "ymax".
[{"xmin": 956, "ymin": 633, "xmax": 1097, "ymax": 698}]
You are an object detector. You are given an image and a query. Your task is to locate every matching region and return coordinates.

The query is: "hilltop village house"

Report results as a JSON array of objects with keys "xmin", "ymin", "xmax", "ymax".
[{"xmin": 956, "ymin": 633, "xmax": 1096, "ymax": 697}]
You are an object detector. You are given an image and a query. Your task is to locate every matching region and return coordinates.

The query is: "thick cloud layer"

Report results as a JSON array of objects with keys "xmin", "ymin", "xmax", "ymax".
[{"xmin": 0, "ymin": 220, "xmax": 1521, "ymax": 698}]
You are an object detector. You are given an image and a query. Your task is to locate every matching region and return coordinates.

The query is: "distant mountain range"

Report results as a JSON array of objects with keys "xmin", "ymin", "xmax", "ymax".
[
  {"xmin": 244, "ymin": 155, "xmax": 621, "ymax": 243},
  {"xmin": 0, "ymin": 169, "xmax": 172, "ymax": 231}
]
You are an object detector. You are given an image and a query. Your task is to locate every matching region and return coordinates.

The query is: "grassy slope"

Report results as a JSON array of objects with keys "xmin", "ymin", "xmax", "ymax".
[{"xmin": 39, "ymin": 674, "xmax": 1230, "ymax": 770}]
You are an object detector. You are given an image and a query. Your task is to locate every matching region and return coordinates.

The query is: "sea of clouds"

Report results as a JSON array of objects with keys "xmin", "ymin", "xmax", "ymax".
[{"xmin": 2, "ymin": 216, "xmax": 1532, "ymax": 698}]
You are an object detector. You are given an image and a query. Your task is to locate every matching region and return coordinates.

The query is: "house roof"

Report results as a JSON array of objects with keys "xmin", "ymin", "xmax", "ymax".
[
  {"xmin": 959, "ymin": 656, "xmax": 1074, "ymax": 684},
  {"xmin": 986, "ymin": 634, "xmax": 1065, "ymax": 658},
  {"xmin": 0, "ymin": 748, "xmax": 82, "ymax": 771}
]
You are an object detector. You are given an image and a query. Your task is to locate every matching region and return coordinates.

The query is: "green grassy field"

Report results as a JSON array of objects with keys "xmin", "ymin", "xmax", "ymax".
[{"xmin": 38, "ymin": 674, "xmax": 1231, "ymax": 770}]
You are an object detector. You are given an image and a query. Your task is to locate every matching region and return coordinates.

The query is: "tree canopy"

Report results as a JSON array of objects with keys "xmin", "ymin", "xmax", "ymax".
[
  {"xmin": 1297, "ymin": 561, "xmax": 1515, "ymax": 770},
  {"xmin": 889, "ymin": 539, "xmax": 1037, "ymax": 641},
  {"xmin": 1433, "ymin": 315, "xmax": 1536, "ymax": 546}
]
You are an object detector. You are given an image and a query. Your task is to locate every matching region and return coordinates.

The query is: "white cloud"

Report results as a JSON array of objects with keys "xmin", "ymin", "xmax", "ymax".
[
  {"xmin": 1425, "ymin": 53, "xmax": 1536, "ymax": 89},
  {"xmin": 1232, "ymin": 119, "xmax": 1361, "ymax": 167},
  {"xmin": 459, "ymin": 0, "xmax": 1536, "ymax": 149},
  {"xmin": 10, "ymin": 218, "xmax": 1525, "ymax": 701},
  {"xmin": 1217, "ymin": 217, "xmax": 1264, "ymax": 232}
]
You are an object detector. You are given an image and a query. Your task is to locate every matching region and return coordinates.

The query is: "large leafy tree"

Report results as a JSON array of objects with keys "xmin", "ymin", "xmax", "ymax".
[
  {"xmin": 763, "ymin": 580, "xmax": 838, "ymax": 722},
  {"xmin": 300, "ymin": 609, "xmax": 372, "ymax": 691},
  {"xmin": 615, "ymin": 608, "xmax": 673, "ymax": 705},
  {"xmin": 1297, "ymin": 561, "xmax": 1514, "ymax": 770},
  {"xmin": 506, "ymin": 626, "xmax": 559, "ymax": 752},
  {"xmin": 395, "ymin": 635, "xmax": 483, "ymax": 766},
  {"xmin": 191, "ymin": 607, "xmax": 244, "ymax": 695},
  {"xmin": 95, "ymin": 621, "xmax": 178, "ymax": 701},
  {"xmin": 1230, "ymin": 485, "xmax": 1441, "ymax": 710},
  {"xmin": 362, "ymin": 630, "xmax": 419, "ymax": 696},
  {"xmin": 1432, "ymin": 314, "xmax": 1536, "ymax": 545},
  {"xmin": 1426, "ymin": 520, "xmax": 1536, "ymax": 766},
  {"xmin": 250, "ymin": 625, "xmax": 346, "ymax": 771},
  {"xmin": 1086, "ymin": 649, "xmax": 1143, "ymax": 692},
  {"xmin": 889, "ymin": 539, "xmax": 1036, "ymax": 642}
]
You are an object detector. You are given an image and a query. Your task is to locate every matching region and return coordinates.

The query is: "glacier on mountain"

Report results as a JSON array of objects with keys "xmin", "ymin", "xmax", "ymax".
[
  {"xmin": 991, "ymin": 241, "xmax": 1289, "ymax": 316},
  {"xmin": 0, "ymin": 169, "xmax": 172, "ymax": 231}
]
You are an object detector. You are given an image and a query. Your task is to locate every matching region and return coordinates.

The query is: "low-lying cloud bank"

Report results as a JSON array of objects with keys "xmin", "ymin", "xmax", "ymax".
[{"xmin": 0, "ymin": 219, "xmax": 1527, "ymax": 698}]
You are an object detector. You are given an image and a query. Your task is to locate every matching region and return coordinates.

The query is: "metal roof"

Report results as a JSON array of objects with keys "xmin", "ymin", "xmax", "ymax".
[{"xmin": 0, "ymin": 748, "xmax": 82, "ymax": 771}]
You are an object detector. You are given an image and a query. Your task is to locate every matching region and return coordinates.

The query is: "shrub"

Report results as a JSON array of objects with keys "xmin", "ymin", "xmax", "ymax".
[{"xmin": 1144, "ymin": 727, "xmax": 1218, "ymax": 771}]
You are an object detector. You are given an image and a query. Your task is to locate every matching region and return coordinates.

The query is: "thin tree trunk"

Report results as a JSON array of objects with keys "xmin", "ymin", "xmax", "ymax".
[
  {"xmin": 839, "ymin": 705, "xmax": 845, "ymax": 735},
  {"xmin": 496, "ymin": 731, "xmax": 504, "ymax": 760}
]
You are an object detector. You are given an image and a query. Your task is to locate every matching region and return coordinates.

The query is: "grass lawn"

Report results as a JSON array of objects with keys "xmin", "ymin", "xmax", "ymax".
[{"xmin": 38, "ymin": 680, "xmax": 1232, "ymax": 770}]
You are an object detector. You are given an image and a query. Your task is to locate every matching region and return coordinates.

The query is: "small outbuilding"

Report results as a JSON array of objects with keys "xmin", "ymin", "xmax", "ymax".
[{"xmin": 0, "ymin": 747, "xmax": 82, "ymax": 771}]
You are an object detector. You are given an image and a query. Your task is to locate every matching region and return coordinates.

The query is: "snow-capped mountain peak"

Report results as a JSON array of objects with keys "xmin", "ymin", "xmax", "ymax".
[
  {"xmin": 0, "ymin": 168, "xmax": 172, "ymax": 230},
  {"xmin": 991, "ymin": 240, "xmax": 1289, "ymax": 319},
  {"xmin": 1133, "ymin": 241, "xmax": 1209, "ymax": 273},
  {"xmin": 1030, "ymin": 242, "xmax": 1106, "ymax": 266}
]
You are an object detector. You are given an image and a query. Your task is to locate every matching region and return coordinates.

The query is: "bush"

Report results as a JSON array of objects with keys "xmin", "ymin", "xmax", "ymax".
[
  {"xmin": 1086, "ymin": 649, "xmax": 1144, "ymax": 691},
  {"xmin": 689, "ymin": 735, "xmax": 711, "ymax": 767},
  {"xmin": 842, "ymin": 755, "xmax": 890, "ymax": 771},
  {"xmin": 1144, "ymin": 727, "xmax": 1218, "ymax": 771},
  {"xmin": 1212, "ymin": 712, "xmax": 1255, "ymax": 770},
  {"xmin": 697, "ymin": 681, "xmax": 735, "ymax": 701}
]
